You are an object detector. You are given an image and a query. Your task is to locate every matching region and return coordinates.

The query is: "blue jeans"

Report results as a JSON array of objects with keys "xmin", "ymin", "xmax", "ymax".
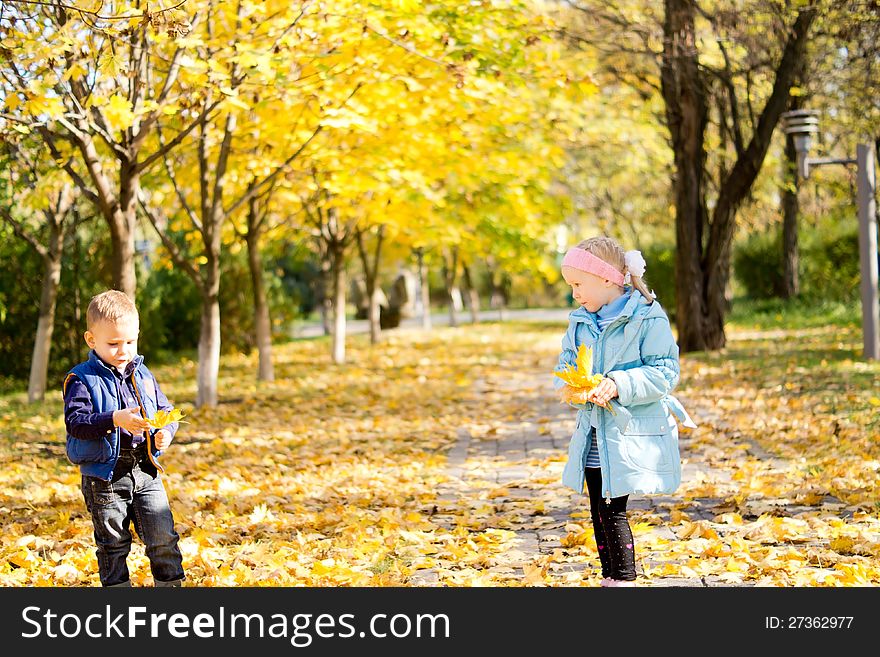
[{"xmin": 81, "ymin": 448, "xmax": 184, "ymax": 586}]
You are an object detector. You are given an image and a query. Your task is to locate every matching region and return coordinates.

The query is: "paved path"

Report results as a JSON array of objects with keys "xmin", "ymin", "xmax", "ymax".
[{"xmin": 418, "ymin": 370, "xmax": 761, "ymax": 587}]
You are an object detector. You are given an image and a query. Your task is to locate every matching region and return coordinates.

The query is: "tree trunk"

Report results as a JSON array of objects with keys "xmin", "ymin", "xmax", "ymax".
[
  {"xmin": 662, "ymin": 0, "xmax": 712, "ymax": 352},
  {"xmin": 462, "ymin": 262, "xmax": 480, "ymax": 324},
  {"xmin": 196, "ymin": 257, "xmax": 221, "ymax": 408},
  {"xmin": 79, "ymin": 134, "xmax": 139, "ymax": 298},
  {"xmin": 781, "ymin": 125, "xmax": 800, "ymax": 299},
  {"xmin": 246, "ymin": 220, "xmax": 274, "ymax": 382},
  {"xmin": 27, "ymin": 221, "xmax": 65, "ymax": 402},
  {"xmin": 662, "ymin": 0, "xmax": 815, "ymax": 351},
  {"xmin": 331, "ymin": 243, "xmax": 346, "ymax": 364},
  {"xmin": 416, "ymin": 248, "xmax": 431, "ymax": 330},
  {"xmin": 318, "ymin": 254, "xmax": 332, "ymax": 336},
  {"xmin": 196, "ymin": 294, "xmax": 221, "ymax": 408},
  {"xmin": 368, "ymin": 288, "xmax": 380, "ymax": 343},
  {"xmin": 444, "ymin": 248, "xmax": 459, "ymax": 328},
  {"xmin": 108, "ymin": 214, "xmax": 136, "ymax": 298},
  {"xmin": 487, "ymin": 261, "xmax": 507, "ymax": 321},
  {"xmin": 356, "ymin": 226, "xmax": 384, "ymax": 344}
]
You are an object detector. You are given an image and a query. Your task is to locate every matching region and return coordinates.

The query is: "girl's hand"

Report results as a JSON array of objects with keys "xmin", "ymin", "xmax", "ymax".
[
  {"xmin": 587, "ymin": 378, "xmax": 618, "ymax": 407},
  {"xmin": 559, "ymin": 385, "xmax": 589, "ymax": 405}
]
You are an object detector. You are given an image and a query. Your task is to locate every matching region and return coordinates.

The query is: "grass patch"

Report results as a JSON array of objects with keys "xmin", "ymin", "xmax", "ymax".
[{"xmin": 727, "ymin": 297, "xmax": 860, "ymax": 330}]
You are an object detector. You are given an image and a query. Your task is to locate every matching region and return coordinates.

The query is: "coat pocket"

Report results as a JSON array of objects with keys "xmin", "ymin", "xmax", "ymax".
[
  {"xmin": 618, "ymin": 416, "xmax": 674, "ymax": 473},
  {"xmin": 66, "ymin": 435, "xmax": 113, "ymax": 464}
]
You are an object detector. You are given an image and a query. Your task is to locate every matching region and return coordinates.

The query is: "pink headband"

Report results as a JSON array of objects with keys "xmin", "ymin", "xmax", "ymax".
[{"xmin": 562, "ymin": 248, "xmax": 625, "ymax": 286}]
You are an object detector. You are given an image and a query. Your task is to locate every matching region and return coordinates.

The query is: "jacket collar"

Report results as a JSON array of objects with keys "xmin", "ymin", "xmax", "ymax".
[
  {"xmin": 568, "ymin": 288, "xmax": 661, "ymax": 325},
  {"xmin": 87, "ymin": 350, "xmax": 144, "ymax": 378}
]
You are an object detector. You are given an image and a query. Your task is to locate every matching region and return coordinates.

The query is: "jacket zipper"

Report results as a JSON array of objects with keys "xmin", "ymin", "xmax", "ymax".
[
  {"xmin": 131, "ymin": 372, "xmax": 165, "ymax": 473},
  {"xmin": 596, "ymin": 315, "xmax": 629, "ymax": 504},
  {"xmin": 596, "ymin": 311, "xmax": 646, "ymax": 502}
]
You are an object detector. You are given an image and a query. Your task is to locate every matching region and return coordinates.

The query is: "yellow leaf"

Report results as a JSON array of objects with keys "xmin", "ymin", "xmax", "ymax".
[
  {"xmin": 5, "ymin": 92, "xmax": 21, "ymax": 111},
  {"xmin": 103, "ymin": 94, "xmax": 135, "ymax": 132},
  {"xmin": 830, "ymin": 536, "xmax": 855, "ymax": 555},
  {"xmin": 554, "ymin": 344, "xmax": 603, "ymax": 388},
  {"xmin": 146, "ymin": 407, "xmax": 187, "ymax": 429}
]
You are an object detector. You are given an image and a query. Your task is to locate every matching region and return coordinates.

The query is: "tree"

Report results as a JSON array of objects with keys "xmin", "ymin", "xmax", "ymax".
[
  {"xmin": 557, "ymin": 0, "xmax": 819, "ymax": 350},
  {"xmin": 0, "ymin": 1, "xmax": 203, "ymax": 297},
  {"xmin": 0, "ymin": 140, "xmax": 75, "ymax": 401}
]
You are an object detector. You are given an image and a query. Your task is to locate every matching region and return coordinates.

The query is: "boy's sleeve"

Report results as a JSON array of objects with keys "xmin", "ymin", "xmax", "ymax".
[
  {"xmin": 63, "ymin": 376, "xmax": 115, "ymax": 440},
  {"xmin": 151, "ymin": 371, "xmax": 179, "ymax": 438},
  {"xmin": 606, "ymin": 318, "xmax": 680, "ymax": 407}
]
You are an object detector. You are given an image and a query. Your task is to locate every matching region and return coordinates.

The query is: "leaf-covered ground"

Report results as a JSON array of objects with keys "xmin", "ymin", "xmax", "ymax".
[{"xmin": 1, "ymin": 318, "xmax": 878, "ymax": 586}]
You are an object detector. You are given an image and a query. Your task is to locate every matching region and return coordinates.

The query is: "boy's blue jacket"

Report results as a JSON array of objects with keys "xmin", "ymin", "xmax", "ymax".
[
  {"xmin": 554, "ymin": 290, "xmax": 697, "ymax": 498},
  {"xmin": 63, "ymin": 351, "xmax": 172, "ymax": 481}
]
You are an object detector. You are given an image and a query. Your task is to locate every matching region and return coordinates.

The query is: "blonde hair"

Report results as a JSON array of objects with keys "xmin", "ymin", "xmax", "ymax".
[
  {"xmin": 87, "ymin": 290, "xmax": 139, "ymax": 329},
  {"xmin": 576, "ymin": 236, "xmax": 655, "ymax": 303}
]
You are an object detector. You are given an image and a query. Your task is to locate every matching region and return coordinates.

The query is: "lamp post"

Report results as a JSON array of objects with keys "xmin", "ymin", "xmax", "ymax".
[{"xmin": 781, "ymin": 109, "xmax": 879, "ymax": 361}]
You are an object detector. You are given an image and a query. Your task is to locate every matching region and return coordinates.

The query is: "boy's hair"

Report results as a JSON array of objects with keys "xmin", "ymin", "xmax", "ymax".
[
  {"xmin": 576, "ymin": 236, "xmax": 655, "ymax": 302},
  {"xmin": 87, "ymin": 290, "xmax": 139, "ymax": 329}
]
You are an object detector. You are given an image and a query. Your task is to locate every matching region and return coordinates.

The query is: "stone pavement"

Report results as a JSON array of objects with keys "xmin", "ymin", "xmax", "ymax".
[{"xmin": 417, "ymin": 371, "xmax": 767, "ymax": 587}]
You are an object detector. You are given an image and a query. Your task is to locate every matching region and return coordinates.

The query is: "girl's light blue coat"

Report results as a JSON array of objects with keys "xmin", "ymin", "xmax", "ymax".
[{"xmin": 554, "ymin": 290, "xmax": 696, "ymax": 498}]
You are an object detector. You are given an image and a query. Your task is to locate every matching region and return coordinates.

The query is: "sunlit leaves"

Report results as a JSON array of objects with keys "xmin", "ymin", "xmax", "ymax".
[{"xmin": 146, "ymin": 408, "xmax": 187, "ymax": 430}]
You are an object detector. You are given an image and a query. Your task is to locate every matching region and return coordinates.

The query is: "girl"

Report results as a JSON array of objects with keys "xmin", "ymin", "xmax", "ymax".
[{"xmin": 554, "ymin": 236, "xmax": 696, "ymax": 586}]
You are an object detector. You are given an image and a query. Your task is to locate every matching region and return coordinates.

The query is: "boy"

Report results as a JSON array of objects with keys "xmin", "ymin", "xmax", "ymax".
[{"xmin": 63, "ymin": 290, "xmax": 185, "ymax": 587}]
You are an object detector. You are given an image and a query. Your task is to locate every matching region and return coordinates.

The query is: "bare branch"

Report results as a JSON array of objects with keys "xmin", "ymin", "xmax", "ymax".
[
  {"xmin": 36, "ymin": 126, "xmax": 101, "ymax": 205},
  {"xmin": 136, "ymin": 96, "xmax": 224, "ymax": 173},
  {"xmin": 225, "ymin": 123, "xmax": 323, "ymax": 218},
  {"xmin": 155, "ymin": 130, "xmax": 202, "ymax": 232},
  {"xmin": 138, "ymin": 195, "xmax": 204, "ymax": 288},
  {"xmin": 0, "ymin": 206, "xmax": 47, "ymax": 257},
  {"xmin": 4, "ymin": 0, "xmax": 188, "ymax": 22}
]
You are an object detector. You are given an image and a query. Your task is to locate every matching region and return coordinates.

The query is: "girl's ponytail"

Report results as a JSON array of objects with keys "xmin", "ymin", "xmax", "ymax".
[{"xmin": 628, "ymin": 274, "xmax": 655, "ymax": 303}]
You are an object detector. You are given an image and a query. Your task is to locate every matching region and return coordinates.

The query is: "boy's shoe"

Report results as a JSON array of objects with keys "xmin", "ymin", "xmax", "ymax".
[
  {"xmin": 600, "ymin": 578, "xmax": 636, "ymax": 587},
  {"xmin": 155, "ymin": 577, "xmax": 184, "ymax": 587}
]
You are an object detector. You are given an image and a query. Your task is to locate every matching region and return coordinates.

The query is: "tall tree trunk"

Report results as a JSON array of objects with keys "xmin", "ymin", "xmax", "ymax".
[
  {"xmin": 115, "ymin": 162, "xmax": 139, "ymax": 298},
  {"xmin": 319, "ymin": 255, "xmax": 332, "ymax": 336},
  {"xmin": 356, "ymin": 226, "xmax": 384, "ymax": 345},
  {"xmin": 76, "ymin": 131, "xmax": 139, "ymax": 298},
  {"xmin": 196, "ymin": 295, "xmax": 221, "ymax": 408},
  {"xmin": 444, "ymin": 248, "xmax": 459, "ymax": 328},
  {"xmin": 330, "ymin": 242, "xmax": 347, "ymax": 364},
  {"xmin": 662, "ymin": 0, "xmax": 711, "ymax": 352},
  {"xmin": 196, "ymin": 254, "xmax": 221, "ymax": 407},
  {"xmin": 486, "ymin": 260, "xmax": 507, "ymax": 321},
  {"xmin": 416, "ymin": 248, "xmax": 431, "ymax": 330},
  {"xmin": 462, "ymin": 262, "xmax": 480, "ymax": 324},
  {"xmin": 27, "ymin": 221, "xmax": 65, "ymax": 403},
  {"xmin": 781, "ymin": 120, "xmax": 801, "ymax": 299},
  {"xmin": 246, "ymin": 202, "xmax": 274, "ymax": 381}
]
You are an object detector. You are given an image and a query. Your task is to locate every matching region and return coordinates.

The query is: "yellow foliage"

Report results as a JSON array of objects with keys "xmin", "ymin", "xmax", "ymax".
[
  {"xmin": 2, "ymin": 313, "xmax": 880, "ymax": 588},
  {"xmin": 146, "ymin": 408, "xmax": 188, "ymax": 429},
  {"xmin": 554, "ymin": 344, "xmax": 615, "ymax": 412}
]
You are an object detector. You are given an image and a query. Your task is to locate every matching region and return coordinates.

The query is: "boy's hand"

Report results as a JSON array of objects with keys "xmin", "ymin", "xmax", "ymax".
[
  {"xmin": 587, "ymin": 378, "xmax": 618, "ymax": 407},
  {"xmin": 113, "ymin": 407, "xmax": 150, "ymax": 434},
  {"xmin": 154, "ymin": 429, "xmax": 173, "ymax": 451}
]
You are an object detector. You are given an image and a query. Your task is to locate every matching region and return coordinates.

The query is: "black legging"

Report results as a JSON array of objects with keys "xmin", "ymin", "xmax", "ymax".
[{"xmin": 585, "ymin": 467, "xmax": 636, "ymax": 581}]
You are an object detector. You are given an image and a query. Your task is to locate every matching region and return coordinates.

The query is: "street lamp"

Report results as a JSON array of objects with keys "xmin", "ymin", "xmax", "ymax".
[{"xmin": 781, "ymin": 109, "xmax": 879, "ymax": 361}]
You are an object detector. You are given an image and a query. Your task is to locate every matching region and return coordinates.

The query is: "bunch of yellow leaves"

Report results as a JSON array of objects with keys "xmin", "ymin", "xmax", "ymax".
[
  {"xmin": 146, "ymin": 408, "xmax": 188, "ymax": 429},
  {"xmin": 554, "ymin": 344, "xmax": 615, "ymax": 413}
]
